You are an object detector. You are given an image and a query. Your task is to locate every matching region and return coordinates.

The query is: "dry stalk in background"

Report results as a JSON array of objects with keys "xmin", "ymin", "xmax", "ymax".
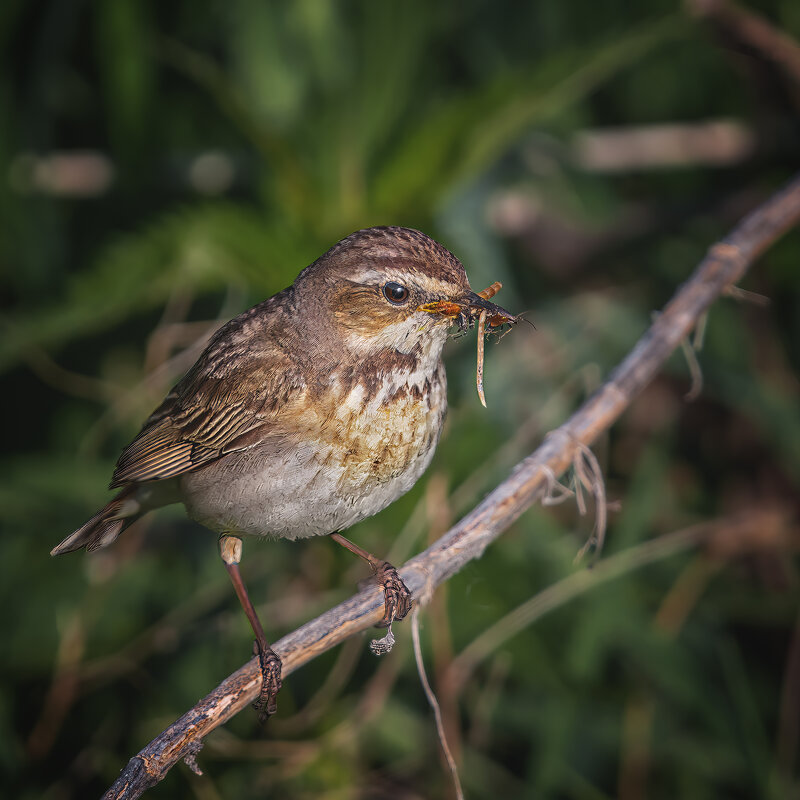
[
  {"xmin": 688, "ymin": 0, "xmax": 800, "ymax": 89},
  {"xmin": 104, "ymin": 172, "xmax": 800, "ymax": 800}
]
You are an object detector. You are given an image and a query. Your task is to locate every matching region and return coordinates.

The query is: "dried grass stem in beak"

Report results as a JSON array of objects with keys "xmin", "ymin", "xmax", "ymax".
[{"xmin": 476, "ymin": 309, "xmax": 487, "ymax": 407}]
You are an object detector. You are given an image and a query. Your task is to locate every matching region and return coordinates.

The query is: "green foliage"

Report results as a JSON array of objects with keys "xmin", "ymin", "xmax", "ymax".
[{"xmin": 2, "ymin": 1, "xmax": 799, "ymax": 798}]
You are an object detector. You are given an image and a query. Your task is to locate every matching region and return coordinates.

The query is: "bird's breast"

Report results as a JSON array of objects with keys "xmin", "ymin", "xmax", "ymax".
[
  {"xmin": 180, "ymin": 357, "xmax": 447, "ymax": 540},
  {"xmin": 323, "ymin": 360, "xmax": 448, "ymax": 492}
]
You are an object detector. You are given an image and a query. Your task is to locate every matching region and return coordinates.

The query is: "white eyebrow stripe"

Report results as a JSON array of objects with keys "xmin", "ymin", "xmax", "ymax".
[
  {"xmin": 348, "ymin": 268, "xmax": 387, "ymax": 283},
  {"xmin": 348, "ymin": 268, "xmax": 464, "ymax": 297}
]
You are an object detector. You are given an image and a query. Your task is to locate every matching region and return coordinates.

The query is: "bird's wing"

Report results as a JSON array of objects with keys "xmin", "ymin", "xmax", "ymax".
[{"xmin": 110, "ymin": 299, "xmax": 307, "ymax": 487}]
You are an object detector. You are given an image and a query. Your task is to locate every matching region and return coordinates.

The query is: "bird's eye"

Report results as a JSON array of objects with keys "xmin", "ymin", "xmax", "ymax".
[{"xmin": 382, "ymin": 282, "xmax": 409, "ymax": 305}]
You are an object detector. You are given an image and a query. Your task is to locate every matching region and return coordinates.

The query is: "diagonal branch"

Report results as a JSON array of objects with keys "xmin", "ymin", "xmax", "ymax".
[
  {"xmin": 104, "ymin": 172, "xmax": 800, "ymax": 800},
  {"xmin": 688, "ymin": 0, "xmax": 800, "ymax": 90}
]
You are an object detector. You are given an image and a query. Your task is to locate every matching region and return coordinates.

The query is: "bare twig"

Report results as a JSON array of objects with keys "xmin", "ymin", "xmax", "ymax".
[
  {"xmin": 476, "ymin": 309, "xmax": 488, "ymax": 407},
  {"xmin": 574, "ymin": 119, "xmax": 755, "ymax": 171},
  {"xmin": 411, "ymin": 608, "xmax": 464, "ymax": 800},
  {"xmin": 688, "ymin": 0, "xmax": 800, "ymax": 89},
  {"xmin": 572, "ymin": 441, "xmax": 608, "ymax": 563},
  {"xmin": 680, "ymin": 333, "xmax": 704, "ymax": 400},
  {"xmin": 103, "ymin": 172, "xmax": 800, "ymax": 800}
]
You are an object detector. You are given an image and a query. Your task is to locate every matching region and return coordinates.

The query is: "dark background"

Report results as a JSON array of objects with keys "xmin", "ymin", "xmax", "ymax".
[{"xmin": 2, "ymin": 1, "xmax": 799, "ymax": 798}]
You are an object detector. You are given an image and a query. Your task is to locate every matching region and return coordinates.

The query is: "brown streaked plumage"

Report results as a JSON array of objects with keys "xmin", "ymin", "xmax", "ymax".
[{"xmin": 51, "ymin": 225, "xmax": 516, "ymax": 720}]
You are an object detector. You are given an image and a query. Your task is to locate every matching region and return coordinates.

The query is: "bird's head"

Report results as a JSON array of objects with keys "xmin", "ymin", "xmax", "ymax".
[{"xmin": 295, "ymin": 226, "xmax": 515, "ymax": 358}]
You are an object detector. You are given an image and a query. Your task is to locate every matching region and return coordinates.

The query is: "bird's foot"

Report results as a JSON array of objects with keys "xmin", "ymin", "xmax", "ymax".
[
  {"xmin": 251, "ymin": 643, "xmax": 282, "ymax": 723},
  {"xmin": 373, "ymin": 561, "xmax": 412, "ymax": 628}
]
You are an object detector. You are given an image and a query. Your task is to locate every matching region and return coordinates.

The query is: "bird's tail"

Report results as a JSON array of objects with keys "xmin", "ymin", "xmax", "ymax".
[{"xmin": 51, "ymin": 485, "xmax": 142, "ymax": 555}]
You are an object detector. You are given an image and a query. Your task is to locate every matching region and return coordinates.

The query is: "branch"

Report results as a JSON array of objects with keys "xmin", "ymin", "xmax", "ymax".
[
  {"xmin": 688, "ymin": 0, "xmax": 800, "ymax": 89},
  {"xmin": 104, "ymin": 173, "xmax": 800, "ymax": 800}
]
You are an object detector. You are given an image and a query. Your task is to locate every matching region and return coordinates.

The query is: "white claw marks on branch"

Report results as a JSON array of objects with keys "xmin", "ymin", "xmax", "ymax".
[{"xmin": 103, "ymin": 173, "xmax": 800, "ymax": 800}]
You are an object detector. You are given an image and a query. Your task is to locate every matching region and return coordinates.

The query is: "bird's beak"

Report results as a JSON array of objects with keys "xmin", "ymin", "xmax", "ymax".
[{"xmin": 419, "ymin": 289, "xmax": 516, "ymax": 330}]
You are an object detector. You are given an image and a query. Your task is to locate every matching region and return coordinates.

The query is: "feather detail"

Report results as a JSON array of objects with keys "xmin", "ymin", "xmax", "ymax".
[
  {"xmin": 51, "ymin": 485, "xmax": 140, "ymax": 554},
  {"xmin": 107, "ymin": 303, "xmax": 308, "ymax": 489}
]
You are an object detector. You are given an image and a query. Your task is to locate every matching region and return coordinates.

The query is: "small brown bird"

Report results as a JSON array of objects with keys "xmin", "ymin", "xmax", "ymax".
[{"xmin": 51, "ymin": 226, "xmax": 515, "ymax": 719}]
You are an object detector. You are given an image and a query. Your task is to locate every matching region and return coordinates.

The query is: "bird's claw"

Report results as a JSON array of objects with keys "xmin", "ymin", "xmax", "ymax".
[
  {"xmin": 374, "ymin": 561, "xmax": 412, "ymax": 628},
  {"xmin": 252, "ymin": 645, "xmax": 282, "ymax": 723}
]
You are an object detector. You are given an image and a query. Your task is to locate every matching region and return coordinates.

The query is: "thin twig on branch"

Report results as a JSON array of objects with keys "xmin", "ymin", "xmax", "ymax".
[{"xmin": 103, "ymin": 173, "xmax": 800, "ymax": 800}]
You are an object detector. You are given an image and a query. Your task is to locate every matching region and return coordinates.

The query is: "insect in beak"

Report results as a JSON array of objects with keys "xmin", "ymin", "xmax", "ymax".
[
  {"xmin": 419, "ymin": 282, "xmax": 516, "ymax": 330},
  {"xmin": 420, "ymin": 282, "xmax": 517, "ymax": 406}
]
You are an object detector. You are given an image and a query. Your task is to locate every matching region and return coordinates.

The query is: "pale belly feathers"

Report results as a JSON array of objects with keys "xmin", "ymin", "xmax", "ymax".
[{"xmin": 178, "ymin": 367, "xmax": 447, "ymax": 539}]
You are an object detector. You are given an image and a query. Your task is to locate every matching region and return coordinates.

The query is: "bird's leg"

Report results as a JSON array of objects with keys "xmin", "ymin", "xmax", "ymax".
[
  {"xmin": 329, "ymin": 532, "xmax": 412, "ymax": 627},
  {"xmin": 219, "ymin": 534, "xmax": 282, "ymax": 721}
]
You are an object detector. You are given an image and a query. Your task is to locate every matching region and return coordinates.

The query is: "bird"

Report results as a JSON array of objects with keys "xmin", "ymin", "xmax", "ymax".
[{"xmin": 51, "ymin": 226, "xmax": 515, "ymax": 720}]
